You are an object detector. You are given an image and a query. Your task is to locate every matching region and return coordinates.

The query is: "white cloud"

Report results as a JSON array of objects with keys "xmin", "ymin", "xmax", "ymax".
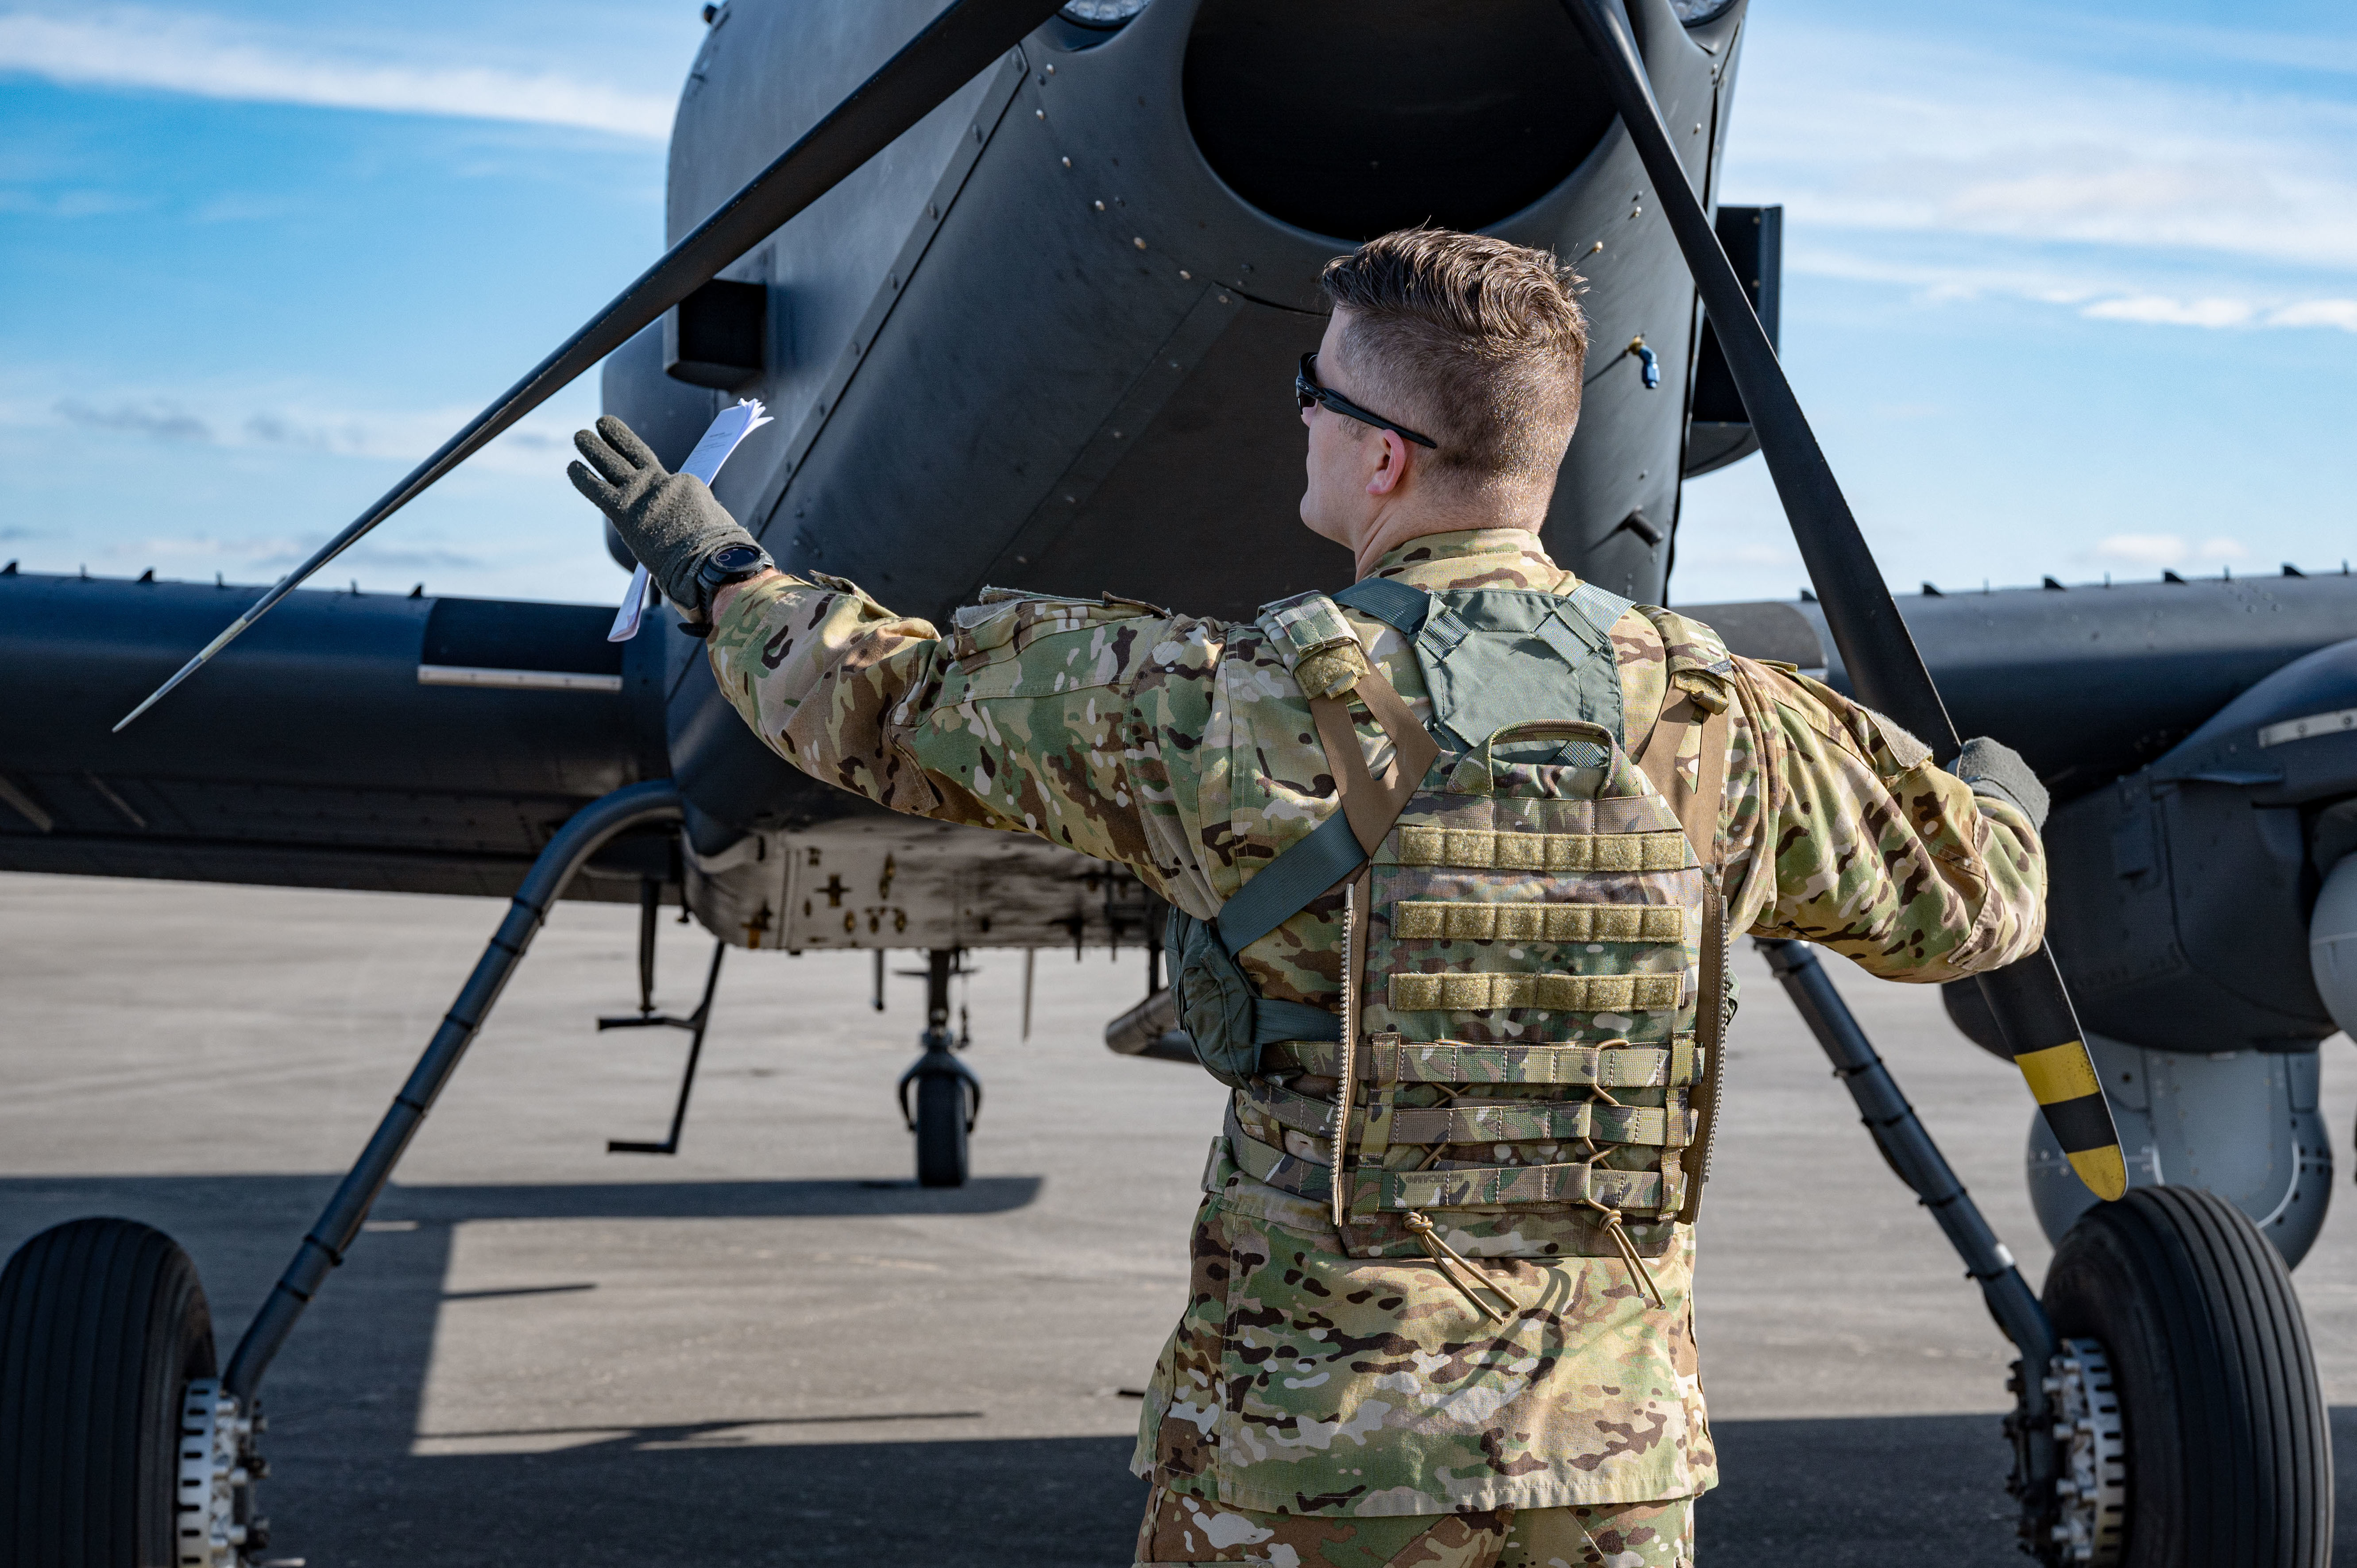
[
  {"xmin": 227, "ymin": 404, "xmax": 573, "ymax": 475},
  {"xmin": 126, "ymin": 530, "xmax": 483, "ymax": 573},
  {"xmin": 22, "ymin": 382, "xmax": 579, "ymax": 478},
  {"xmin": 1781, "ymin": 242, "xmax": 2357, "ymax": 337},
  {"xmin": 1732, "ymin": 31, "xmax": 2357, "ymax": 269},
  {"xmin": 2267, "ymin": 298, "xmax": 2357, "ymax": 331},
  {"xmin": 2085, "ymin": 533, "xmax": 2249, "ymax": 568},
  {"xmin": 0, "ymin": 7, "xmax": 671, "ymax": 138},
  {"xmin": 1723, "ymin": 17, "xmax": 2357, "ymax": 313},
  {"xmin": 54, "ymin": 397, "xmax": 213, "ymax": 441},
  {"xmin": 2082, "ymin": 296, "xmax": 2258, "ymax": 328}
]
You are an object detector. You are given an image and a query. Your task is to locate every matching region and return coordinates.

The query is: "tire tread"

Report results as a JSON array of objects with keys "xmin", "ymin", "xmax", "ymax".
[
  {"xmin": 0, "ymin": 1218, "xmax": 216, "ymax": 1568},
  {"xmin": 2044, "ymin": 1186, "xmax": 2329, "ymax": 1568}
]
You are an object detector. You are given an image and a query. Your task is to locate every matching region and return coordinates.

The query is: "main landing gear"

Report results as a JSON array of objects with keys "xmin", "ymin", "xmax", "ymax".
[
  {"xmin": 895, "ymin": 948, "xmax": 981, "ymax": 1189},
  {"xmin": 0, "ymin": 1217, "xmax": 259, "ymax": 1566},
  {"xmin": 1759, "ymin": 939, "xmax": 2330, "ymax": 1567}
]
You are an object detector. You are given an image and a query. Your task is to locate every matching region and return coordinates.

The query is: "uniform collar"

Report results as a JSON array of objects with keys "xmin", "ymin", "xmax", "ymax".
[{"xmin": 1362, "ymin": 529, "xmax": 1571, "ymax": 592}]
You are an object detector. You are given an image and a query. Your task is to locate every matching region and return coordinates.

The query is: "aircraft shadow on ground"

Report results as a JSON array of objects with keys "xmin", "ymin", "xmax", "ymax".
[{"xmin": 4, "ymin": 1176, "xmax": 2353, "ymax": 1566}]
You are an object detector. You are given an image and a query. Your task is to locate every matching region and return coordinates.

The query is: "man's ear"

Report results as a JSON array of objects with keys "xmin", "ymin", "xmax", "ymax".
[{"xmin": 1366, "ymin": 429, "xmax": 1411, "ymax": 497}]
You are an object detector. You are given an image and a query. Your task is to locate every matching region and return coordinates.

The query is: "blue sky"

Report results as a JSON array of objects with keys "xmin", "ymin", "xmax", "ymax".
[{"xmin": 2, "ymin": 0, "xmax": 2352, "ymax": 607}]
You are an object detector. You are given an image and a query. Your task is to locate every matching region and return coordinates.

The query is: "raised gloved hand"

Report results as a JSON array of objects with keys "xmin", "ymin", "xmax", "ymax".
[
  {"xmin": 568, "ymin": 415, "xmax": 759, "ymax": 617},
  {"xmin": 1947, "ymin": 736, "xmax": 2049, "ymax": 830}
]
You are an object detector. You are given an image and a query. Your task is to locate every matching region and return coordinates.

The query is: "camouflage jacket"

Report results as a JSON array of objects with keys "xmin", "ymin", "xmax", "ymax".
[{"xmin": 708, "ymin": 528, "xmax": 2046, "ymax": 1515}]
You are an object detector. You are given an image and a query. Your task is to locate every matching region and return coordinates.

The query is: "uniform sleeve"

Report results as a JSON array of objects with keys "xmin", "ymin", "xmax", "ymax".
[
  {"xmin": 703, "ymin": 572, "xmax": 1228, "ymax": 910},
  {"xmin": 1716, "ymin": 656, "xmax": 2047, "ymax": 983}
]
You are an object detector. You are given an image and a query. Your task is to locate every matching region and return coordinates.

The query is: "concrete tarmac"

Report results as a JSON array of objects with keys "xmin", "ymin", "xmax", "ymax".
[{"xmin": 5, "ymin": 869, "xmax": 2356, "ymax": 1565}]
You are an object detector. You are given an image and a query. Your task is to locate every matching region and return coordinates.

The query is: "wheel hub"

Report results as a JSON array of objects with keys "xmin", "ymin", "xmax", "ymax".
[
  {"xmin": 2044, "ymin": 1339, "xmax": 2126, "ymax": 1565},
  {"xmin": 177, "ymin": 1379, "xmax": 267, "ymax": 1568}
]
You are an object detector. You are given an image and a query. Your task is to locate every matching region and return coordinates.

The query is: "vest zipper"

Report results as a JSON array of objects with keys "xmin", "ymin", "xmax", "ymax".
[{"xmin": 1330, "ymin": 873, "xmax": 1363, "ymax": 1232}]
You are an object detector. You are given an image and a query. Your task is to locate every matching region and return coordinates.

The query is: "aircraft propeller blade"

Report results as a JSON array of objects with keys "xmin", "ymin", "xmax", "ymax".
[
  {"xmin": 114, "ymin": 0, "xmax": 1069, "ymax": 733},
  {"xmin": 1561, "ymin": 0, "xmax": 2128, "ymax": 1201}
]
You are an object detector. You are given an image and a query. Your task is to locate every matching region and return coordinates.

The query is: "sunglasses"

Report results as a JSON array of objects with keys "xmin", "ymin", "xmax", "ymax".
[{"xmin": 1294, "ymin": 352, "xmax": 1438, "ymax": 449}]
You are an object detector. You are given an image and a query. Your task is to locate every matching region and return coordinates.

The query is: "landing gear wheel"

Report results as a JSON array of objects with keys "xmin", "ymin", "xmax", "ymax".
[
  {"xmin": 2040, "ymin": 1186, "xmax": 2331, "ymax": 1567},
  {"xmin": 914, "ymin": 1072, "xmax": 972, "ymax": 1189},
  {"xmin": 0, "ymin": 1217, "xmax": 221, "ymax": 1565}
]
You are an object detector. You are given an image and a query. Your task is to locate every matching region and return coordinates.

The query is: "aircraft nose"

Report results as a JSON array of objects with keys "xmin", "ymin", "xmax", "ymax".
[{"xmin": 1182, "ymin": 0, "xmax": 1619, "ymax": 241}]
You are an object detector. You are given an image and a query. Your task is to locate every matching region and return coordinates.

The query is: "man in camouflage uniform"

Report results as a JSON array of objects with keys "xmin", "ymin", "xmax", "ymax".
[{"xmin": 573, "ymin": 228, "xmax": 2050, "ymax": 1568}]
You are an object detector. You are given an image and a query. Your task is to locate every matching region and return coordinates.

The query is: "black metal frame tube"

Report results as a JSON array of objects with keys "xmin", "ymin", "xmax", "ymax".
[
  {"xmin": 222, "ymin": 780, "xmax": 684, "ymax": 1400},
  {"xmin": 606, "ymin": 941, "xmax": 728, "ymax": 1157},
  {"xmin": 1756, "ymin": 938, "xmax": 2057, "ymax": 1491}
]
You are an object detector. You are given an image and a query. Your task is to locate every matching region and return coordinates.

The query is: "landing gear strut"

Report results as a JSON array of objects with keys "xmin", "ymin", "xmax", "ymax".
[
  {"xmin": 598, "ymin": 878, "xmax": 728, "ymax": 1157},
  {"xmin": 895, "ymin": 948, "xmax": 981, "ymax": 1188}
]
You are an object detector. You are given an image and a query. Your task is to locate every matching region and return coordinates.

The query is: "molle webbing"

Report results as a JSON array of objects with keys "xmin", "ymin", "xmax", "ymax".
[
  {"xmin": 1266, "ymin": 1035, "xmax": 1698, "ymax": 1089},
  {"xmin": 1389, "ymin": 971, "xmax": 1683, "ymax": 1013},
  {"xmin": 1383, "ymin": 1160, "xmax": 1668, "ymax": 1214},
  {"xmin": 1393, "ymin": 900, "xmax": 1685, "ymax": 943},
  {"xmin": 1224, "ymin": 1112, "xmax": 1673, "ymax": 1213},
  {"xmin": 1239, "ymin": 1078, "xmax": 1692, "ymax": 1150},
  {"xmin": 1393, "ymin": 826, "xmax": 1691, "ymax": 873}
]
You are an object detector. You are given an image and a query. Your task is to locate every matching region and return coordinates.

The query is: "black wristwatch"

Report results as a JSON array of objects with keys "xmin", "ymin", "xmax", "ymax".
[{"xmin": 684, "ymin": 541, "xmax": 774, "ymax": 633}]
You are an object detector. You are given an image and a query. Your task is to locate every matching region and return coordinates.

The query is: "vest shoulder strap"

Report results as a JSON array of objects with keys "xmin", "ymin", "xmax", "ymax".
[
  {"xmin": 1629, "ymin": 604, "xmax": 1740, "ymax": 872},
  {"xmin": 1330, "ymin": 575, "xmax": 1432, "ymax": 633},
  {"xmin": 1213, "ymin": 811, "xmax": 1362, "ymax": 958}
]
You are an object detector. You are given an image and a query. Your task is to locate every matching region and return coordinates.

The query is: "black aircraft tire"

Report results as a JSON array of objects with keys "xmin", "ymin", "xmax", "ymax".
[
  {"xmin": 0, "ymin": 1217, "xmax": 217, "ymax": 1568},
  {"xmin": 914, "ymin": 1073, "xmax": 970, "ymax": 1189},
  {"xmin": 2043, "ymin": 1186, "xmax": 2330, "ymax": 1568}
]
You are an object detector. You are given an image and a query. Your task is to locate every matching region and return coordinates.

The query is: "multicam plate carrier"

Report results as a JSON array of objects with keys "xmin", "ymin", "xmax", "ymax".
[{"xmin": 1181, "ymin": 577, "xmax": 1733, "ymax": 1313}]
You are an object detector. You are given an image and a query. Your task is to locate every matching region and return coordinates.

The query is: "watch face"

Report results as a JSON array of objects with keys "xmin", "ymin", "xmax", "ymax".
[{"xmin": 711, "ymin": 544, "xmax": 765, "ymax": 573}]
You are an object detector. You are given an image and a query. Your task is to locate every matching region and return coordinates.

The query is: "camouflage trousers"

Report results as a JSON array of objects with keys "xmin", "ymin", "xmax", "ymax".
[{"xmin": 1136, "ymin": 1483, "xmax": 1695, "ymax": 1568}]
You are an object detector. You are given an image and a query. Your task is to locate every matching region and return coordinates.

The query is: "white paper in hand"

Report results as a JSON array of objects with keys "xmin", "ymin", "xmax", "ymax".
[{"xmin": 607, "ymin": 398, "xmax": 775, "ymax": 641}]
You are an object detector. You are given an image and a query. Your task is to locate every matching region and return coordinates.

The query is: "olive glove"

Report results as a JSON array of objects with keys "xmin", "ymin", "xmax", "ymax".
[
  {"xmin": 568, "ymin": 415, "xmax": 758, "ymax": 617},
  {"xmin": 1947, "ymin": 735, "xmax": 2049, "ymax": 830}
]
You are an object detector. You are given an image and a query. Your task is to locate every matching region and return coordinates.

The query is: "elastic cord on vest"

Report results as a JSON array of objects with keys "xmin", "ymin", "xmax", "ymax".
[
  {"xmin": 1403, "ymin": 1211, "xmax": 1516, "ymax": 1323},
  {"xmin": 1584, "ymin": 1201, "xmax": 1666, "ymax": 1309}
]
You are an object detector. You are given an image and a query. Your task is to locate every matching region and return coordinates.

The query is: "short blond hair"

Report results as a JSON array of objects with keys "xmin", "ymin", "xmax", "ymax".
[{"xmin": 1318, "ymin": 228, "xmax": 1588, "ymax": 498}]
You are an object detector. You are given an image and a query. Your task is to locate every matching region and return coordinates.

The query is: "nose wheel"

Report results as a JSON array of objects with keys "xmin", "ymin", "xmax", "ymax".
[{"xmin": 893, "ymin": 949, "xmax": 981, "ymax": 1188}]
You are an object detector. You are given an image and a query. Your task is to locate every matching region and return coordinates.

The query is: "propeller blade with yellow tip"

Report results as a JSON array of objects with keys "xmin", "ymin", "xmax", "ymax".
[
  {"xmin": 1564, "ymin": 0, "xmax": 2128, "ymax": 1202},
  {"xmin": 1980, "ymin": 949, "xmax": 2128, "ymax": 1200}
]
